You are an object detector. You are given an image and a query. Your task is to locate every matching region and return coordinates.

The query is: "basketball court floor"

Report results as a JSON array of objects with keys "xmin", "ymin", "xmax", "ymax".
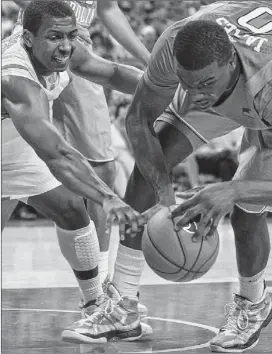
[{"xmin": 2, "ymin": 218, "xmax": 272, "ymax": 354}]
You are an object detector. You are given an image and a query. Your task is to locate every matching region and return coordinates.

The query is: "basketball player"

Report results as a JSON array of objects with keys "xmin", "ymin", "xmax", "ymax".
[
  {"xmin": 66, "ymin": 0, "xmax": 272, "ymax": 351},
  {"xmin": 13, "ymin": 0, "xmax": 150, "ymax": 284},
  {"xmin": 2, "ymin": 0, "xmax": 152, "ymax": 341}
]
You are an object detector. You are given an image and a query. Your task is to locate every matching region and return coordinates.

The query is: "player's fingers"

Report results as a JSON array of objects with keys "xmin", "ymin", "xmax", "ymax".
[
  {"xmin": 125, "ymin": 210, "xmax": 139, "ymax": 236},
  {"xmin": 105, "ymin": 213, "xmax": 115, "ymax": 238},
  {"xmin": 170, "ymin": 198, "xmax": 198, "ymax": 218},
  {"xmin": 204, "ymin": 214, "xmax": 221, "ymax": 240},
  {"xmin": 137, "ymin": 213, "xmax": 148, "ymax": 228},
  {"xmin": 116, "ymin": 212, "xmax": 128, "ymax": 240},
  {"xmin": 174, "ymin": 206, "xmax": 201, "ymax": 231},
  {"xmin": 192, "ymin": 213, "xmax": 213, "ymax": 242},
  {"xmin": 175, "ymin": 186, "xmax": 204, "ymax": 199}
]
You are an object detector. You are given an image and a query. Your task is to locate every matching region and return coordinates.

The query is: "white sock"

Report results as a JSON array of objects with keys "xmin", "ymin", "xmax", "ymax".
[
  {"xmin": 56, "ymin": 220, "xmax": 103, "ymax": 304},
  {"xmin": 238, "ymin": 268, "xmax": 266, "ymax": 303},
  {"xmin": 112, "ymin": 244, "xmax": 145, "ymax": 301},
  {"xmin": 99, "ymin": 251, "xmax": 109, "ymax": 283}
]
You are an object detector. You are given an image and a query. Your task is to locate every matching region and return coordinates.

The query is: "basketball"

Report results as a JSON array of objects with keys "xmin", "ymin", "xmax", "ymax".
[{"xmin": 142, "ymin": 206, "xmax": 220, "ymax": 282}]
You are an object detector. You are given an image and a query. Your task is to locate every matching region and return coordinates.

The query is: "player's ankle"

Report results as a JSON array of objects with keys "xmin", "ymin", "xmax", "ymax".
[
  {"xmin": 112, "ymin": 244, "xmax": 145, "ymax": 300},
  {"xmin": 238, "ymin": 269, "xmax": 266, "ymax": 303}
]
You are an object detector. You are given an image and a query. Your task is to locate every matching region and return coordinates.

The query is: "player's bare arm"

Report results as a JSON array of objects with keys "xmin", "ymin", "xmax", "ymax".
[
  {"xmin": 126, "ymin": 76, "xmax": 175, "ymax": 207},
  {"xmin": 2, "ymin": 75, "xmax": 145, "ymax": 237},
  {"xmin": 97, "ymin": 0, "xmax": 150, "ymax": 66},
  {"xmin": 70, "ymin": 41, "xmax": 143, "ymax": 95}
]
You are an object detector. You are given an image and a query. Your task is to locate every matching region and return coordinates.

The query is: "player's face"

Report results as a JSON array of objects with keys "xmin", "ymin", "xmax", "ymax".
[
  {"xmin": 27, "ymin": 16, "xmax": 78, "ymax": 75},
  {"xmin": 176, "ymin": 60, "xmax": 233, "ymax": 111}
]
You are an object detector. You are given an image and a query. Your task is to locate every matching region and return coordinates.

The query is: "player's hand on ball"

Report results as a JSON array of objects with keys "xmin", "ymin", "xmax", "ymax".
[
  {"xmin": 103, "ymin": 196, "xmax": 146, "ymax": 240},
  {"xmin": 170, "ymin": 182, "xmax": 236, "ymax": 242}
]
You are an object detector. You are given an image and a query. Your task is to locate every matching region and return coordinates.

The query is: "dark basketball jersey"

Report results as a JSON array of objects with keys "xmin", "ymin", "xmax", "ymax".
[{"xmin": 144, "ymin": 1, "xmax": 272, "ymax": 129}]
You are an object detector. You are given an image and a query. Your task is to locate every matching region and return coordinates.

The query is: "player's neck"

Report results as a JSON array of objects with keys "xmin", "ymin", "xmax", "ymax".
[{"xmin": 25, "ymin": 46, "xmax": 54, "ymax": 77}]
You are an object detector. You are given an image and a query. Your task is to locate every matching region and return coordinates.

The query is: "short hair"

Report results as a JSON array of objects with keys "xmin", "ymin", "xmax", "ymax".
[
  {"xmin": 173, "ymin": 20, "xmax": 232, "ymax": 70},
  {"xmin": 23, "ymin": 0, "xmax": 76, "ymax": 35}
]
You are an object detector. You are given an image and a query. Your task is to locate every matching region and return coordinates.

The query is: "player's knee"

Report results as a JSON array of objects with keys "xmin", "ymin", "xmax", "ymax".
[
  {"xmin": 230, "ymin": 205, "xmax": 266, "ymax": 232},
  {"xmin": 55, "ymin": 196, "xmax": 89, "ymax": 230}
]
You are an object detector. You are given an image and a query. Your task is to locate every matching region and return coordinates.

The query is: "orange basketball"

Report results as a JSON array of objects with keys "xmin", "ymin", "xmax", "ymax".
[{"xmin": 142, "ymin": 206, "xmax": 220, "ymax": 282}]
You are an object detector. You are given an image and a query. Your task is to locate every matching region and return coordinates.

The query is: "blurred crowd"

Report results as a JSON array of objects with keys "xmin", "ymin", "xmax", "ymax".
[{"xmin": 2, "ymin": 0, "xmax": 243, "ymax": 221}]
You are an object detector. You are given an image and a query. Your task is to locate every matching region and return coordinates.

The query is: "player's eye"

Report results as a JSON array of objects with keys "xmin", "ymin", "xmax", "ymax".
[
  {"xmin": 202, "ymin": 81, "xmax": 213, "ymax": 87},
  {"xmin": 68, "ymin": 34, "xmax": 77, "ymax": 41},
  {"xmin": 48, "ymin": 35, "xmax": 61, "ymax": 41}
]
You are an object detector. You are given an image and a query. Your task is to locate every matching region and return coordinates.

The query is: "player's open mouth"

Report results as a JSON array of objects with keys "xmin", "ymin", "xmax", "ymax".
[{"xmin": 54, "ymin": 56, "xmax": 70, "ymax": 64}]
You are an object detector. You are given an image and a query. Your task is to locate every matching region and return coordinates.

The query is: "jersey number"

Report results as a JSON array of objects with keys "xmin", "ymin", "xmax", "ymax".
[{"xmin": 238, "ymin": 7, "xmax": 272, "ymax": 34}]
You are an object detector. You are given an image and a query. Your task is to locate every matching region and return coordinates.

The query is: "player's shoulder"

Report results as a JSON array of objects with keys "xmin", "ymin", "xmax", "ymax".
[
  {"xmin": 2, "ymin": 33, "xmax": 30, "ymax": 66},
  {"xmin": 197, "ymin": 1, "xmax": 272, "ymax": 97},
  {"xmin": 2, "ymin": 33, "xmax": 39, "ymax": 82}
]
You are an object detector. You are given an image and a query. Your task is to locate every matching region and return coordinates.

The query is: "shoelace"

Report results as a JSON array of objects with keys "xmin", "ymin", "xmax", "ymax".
[
  {"xmin": 81, "ymin": 297, "xmax": 117, "ymax": 325},
  {"xmin": 221, "ymin": 302, "xmax": 249, "ymax": 332}
]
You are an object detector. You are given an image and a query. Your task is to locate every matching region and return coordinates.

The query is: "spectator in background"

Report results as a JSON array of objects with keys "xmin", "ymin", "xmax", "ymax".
[
  {"xmin": 1, "ymin": 1, "xmax": 19, "ymax": 38},
  {"xmin": 138, "ymin": 25, "xmax": 157, "ymax": 52}
]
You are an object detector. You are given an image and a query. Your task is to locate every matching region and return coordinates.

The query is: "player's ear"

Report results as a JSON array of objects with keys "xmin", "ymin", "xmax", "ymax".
[
  {"xmin": 228, "ymin": 49, "xmax": 236, "ymax": 71},
  {"xmin": 23, "ymin": 29, "xmax": 34, "ymax": 48}
]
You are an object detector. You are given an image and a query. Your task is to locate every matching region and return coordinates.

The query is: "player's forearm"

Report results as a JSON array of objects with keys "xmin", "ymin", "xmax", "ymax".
[
  {"xmin": 231, "ymin": 180, "xmax": 272, "ymax": 207},
  {"xmin": 109, "ymin": 63, "xmax": 143, "ymax": 94},
  {"xmin": 126, "ymin": 105, "xmax": 175, "ymax": 206},
  {"xmin": 45, "ymin": 145, "xmax": 117, "ymax": 205},
  {"xmin": 98, "ymin": 1, "xmax": 150, "ymax": 66}
]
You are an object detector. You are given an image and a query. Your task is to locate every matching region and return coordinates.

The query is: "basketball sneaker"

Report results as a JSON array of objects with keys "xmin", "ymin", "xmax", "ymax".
[
  {"xmin": 78, "ymin": 275, "xmax": 148, "ymax": 319},
  {"xmin": 62, "ymin": 290, "xmax": 153, "ymax": 344},
  {"xmin": 209, "ymin": 286, "xmax": 272, "ymax": 352}
]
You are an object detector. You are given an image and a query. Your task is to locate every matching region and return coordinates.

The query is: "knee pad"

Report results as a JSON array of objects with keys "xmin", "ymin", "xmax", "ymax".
[{"xmin": 56, "ymin": 220, "xmax": 99, "ymax": 271}]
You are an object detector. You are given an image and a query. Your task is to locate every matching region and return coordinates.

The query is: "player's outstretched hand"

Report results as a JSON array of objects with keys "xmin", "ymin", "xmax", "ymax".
[
  {"xmin": 103, "ymin": 196, "xmax": 146, "ymax": 240},
  {"xmin": 170, "ymin": 182, "xmax": 236, "ymax": 242}
]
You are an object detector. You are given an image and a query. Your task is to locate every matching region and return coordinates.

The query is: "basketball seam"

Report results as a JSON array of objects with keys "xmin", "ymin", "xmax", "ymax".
[
  {"xmin": 193, "ymin": 233, "xmax": 220, "ymax": 278},
  {"xmin": 146, "ymin": 221, "xmax": 184, "ymax": 272},
  {"xmin": 169, "ymin": 207, "xmax": 187, "ymax": 269},
  {"xmin": 173, "ymin": 214, "xmax": 204, "ymax": 282}
]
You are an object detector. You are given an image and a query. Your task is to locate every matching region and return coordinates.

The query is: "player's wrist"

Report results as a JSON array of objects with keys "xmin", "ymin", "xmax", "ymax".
[
  {"xmin": 102, "ymin": 193, "xmax": 121, "ymax": 213},
  {"xmin": 227, "ymin": 180, "xmax": 242, "ymax": 203},
  {"xmin": 158, "ymin": 184, "xmax": 176, "ymax": 206}
]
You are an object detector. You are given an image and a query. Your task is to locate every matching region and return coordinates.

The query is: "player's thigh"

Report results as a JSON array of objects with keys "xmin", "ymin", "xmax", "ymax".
[
  {"xmin": 233, "ymin": 128, "xmax": 272, "ymax": 213},
  {"xmin": 1, "ymin": 198, "xmax": 18, "ymax": 231},
  {"xmin": 27, "ymin": 185, "xmax": 89, "ymax": 230}
]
